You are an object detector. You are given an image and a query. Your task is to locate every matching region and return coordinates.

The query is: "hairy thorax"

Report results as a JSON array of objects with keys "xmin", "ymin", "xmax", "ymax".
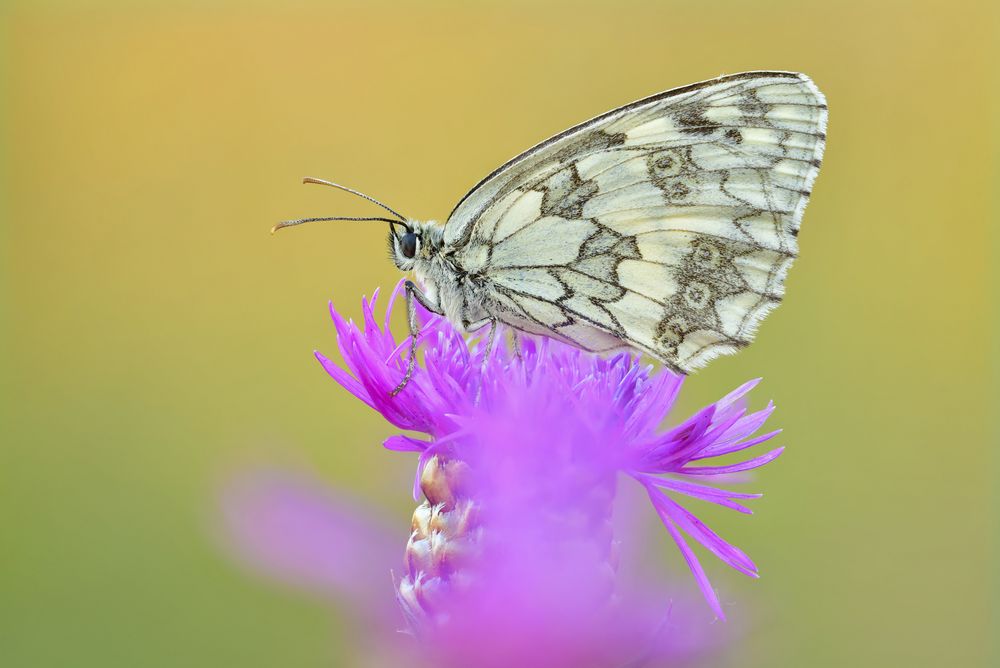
[{"xmin": 411, "ymin": 221, "xmax": 489, "ymax": 332}]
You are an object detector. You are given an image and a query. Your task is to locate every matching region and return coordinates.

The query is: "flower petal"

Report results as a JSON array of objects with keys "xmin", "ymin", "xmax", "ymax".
[
  {"xmin": 642, "ymin": 474, "xmax": 761, "ymax": 515},
  {"xmin": 715, "ymin": 378, "xmax": 762, "ymax": 412},
  {"xmin": 383, "ymin": 435, "xmax": 430, "ymax": 452},
  {"xmin": 682, "ymin": 447, "xmax": 785, "ymax": 476},
  {"xmin": 650, "ymin": 497, "xmax": 726, "ymax": 620},
  {"xmin": 315, "ymin": 350, "xmax": 373, "ymax": 408},
  {"xmin": 693, "ymin": 429, "xmax": 782, "ymax": 461},
  {"xmin": 650, "ymin": 488, "xmax": 758, "ymax": 578}
]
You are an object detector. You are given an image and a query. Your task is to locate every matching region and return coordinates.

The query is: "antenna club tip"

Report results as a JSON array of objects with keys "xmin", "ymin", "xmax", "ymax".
[{"xmin": 270, "ymin": 224, "xmax": 281, "ymax": 235}]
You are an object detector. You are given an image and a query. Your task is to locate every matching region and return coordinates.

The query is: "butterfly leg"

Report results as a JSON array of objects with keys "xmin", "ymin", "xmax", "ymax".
[
  {"xmin": 510, "ymin": 330, "xmax": 523, "ymax": 362},
  {"xmin": 473, "ymin": 320, "xmax": 498, "ymax": 405},
  {"xmin": 480, "ymin": 320, "xmax": 498, "ymax": 365},
  {"xmin": 392, "ymin": 280, "xmax": 443, "ymax": 397}
]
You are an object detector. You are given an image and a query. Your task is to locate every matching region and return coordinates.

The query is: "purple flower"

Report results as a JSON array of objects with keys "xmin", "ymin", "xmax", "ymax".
[
  {"xmin": 224, "ymin": 281, "xmax": 782, "ymax": 666},
  {"xmin": 320, "ymin": 282, "xmax": 781, "ymax": 620}
]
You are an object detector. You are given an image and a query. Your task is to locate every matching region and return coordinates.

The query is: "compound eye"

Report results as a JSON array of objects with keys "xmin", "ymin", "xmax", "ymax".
[{"xmin": 400, "ymin": 232, "xmax": 418, "ymax": 259}]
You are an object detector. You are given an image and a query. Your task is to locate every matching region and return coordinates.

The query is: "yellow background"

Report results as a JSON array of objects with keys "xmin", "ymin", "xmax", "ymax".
[{"xmin": 2, "ymin": 1, "xmax": 995, "ymax": 666}]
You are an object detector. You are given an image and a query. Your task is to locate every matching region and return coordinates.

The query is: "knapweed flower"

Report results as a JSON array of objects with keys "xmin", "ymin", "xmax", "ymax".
[{"xmin": 297, "ymin": 280, "xmax": 783, "ymax": 666}]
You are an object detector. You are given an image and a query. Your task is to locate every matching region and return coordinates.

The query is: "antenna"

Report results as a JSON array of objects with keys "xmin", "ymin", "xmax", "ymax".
[
  {"xmin": 271, "ymin": 216, "xmax": 407, "ymax": 235},
  {"xmin": 300, "ymin": 177, "xmax": 408, "ymax": 222}
]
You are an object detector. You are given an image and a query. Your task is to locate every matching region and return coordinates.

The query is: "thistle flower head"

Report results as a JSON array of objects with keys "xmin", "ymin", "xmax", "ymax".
[
  {"xmin": 320, "ymin": 281, "xmax": 783, "ymax": 624},
  {"xmin": 225, "ymin": 281, "xmax": 785, "ymax": 667}
]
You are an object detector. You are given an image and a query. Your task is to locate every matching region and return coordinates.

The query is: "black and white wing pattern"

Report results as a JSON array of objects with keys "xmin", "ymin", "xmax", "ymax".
[{"xmin": 445, "ymin": 71, "xmax": 827, "ymax": 372}]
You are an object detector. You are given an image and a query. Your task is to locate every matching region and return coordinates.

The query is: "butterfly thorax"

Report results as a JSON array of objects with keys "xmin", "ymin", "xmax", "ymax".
[{"xmin": 391, "ymin": 220, "xmax": 490, "ymax": 333}]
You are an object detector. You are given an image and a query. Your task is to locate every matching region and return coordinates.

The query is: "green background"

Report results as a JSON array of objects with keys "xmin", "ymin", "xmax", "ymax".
[{"xmin": 2, "ymin": 1, "xmax": 995, "ymax": 666}]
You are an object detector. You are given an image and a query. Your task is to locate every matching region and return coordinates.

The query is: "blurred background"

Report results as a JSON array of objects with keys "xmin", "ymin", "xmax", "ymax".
[{"xmin": 1, "ymin": 0, "xmax": 995, "ymax": 666}]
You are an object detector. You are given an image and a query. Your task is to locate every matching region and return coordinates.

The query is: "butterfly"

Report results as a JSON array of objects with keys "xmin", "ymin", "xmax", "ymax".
[{"xmin": 275, "ymin": 71, "xmax": 827, "ymax": 394}]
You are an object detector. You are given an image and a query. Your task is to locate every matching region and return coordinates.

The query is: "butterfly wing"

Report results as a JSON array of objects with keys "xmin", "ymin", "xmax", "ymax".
[{"xmin": 445, "ymin": 71, "xmax": 827, "ymax": 372}]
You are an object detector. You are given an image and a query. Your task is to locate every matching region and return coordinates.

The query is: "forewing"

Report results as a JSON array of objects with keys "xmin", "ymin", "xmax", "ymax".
[{"xmin": 446, "ymin": 71, "xmax": 826, "ymax": 372}]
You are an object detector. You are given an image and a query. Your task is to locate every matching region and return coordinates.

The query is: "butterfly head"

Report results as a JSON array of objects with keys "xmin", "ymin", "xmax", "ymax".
[{"xmin": 389, "ymin": 219, "xmax": 443, "ymax": 271}]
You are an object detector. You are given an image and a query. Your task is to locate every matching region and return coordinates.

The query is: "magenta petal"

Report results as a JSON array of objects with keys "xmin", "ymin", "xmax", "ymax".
[
  {"xmin": 693, "ymin": 429, "xmax": 782, "ymax": 460},
  {"xmin": 361, "ymin": 292, "xmax": 381, "ymax": 338},
  {"xmin": 385, "ymin": 282, "xmax": 405, "ymax": 332},
  {"xmin": 646, "ymin": 476, "xmax": 760, "ymax": 514},
  {"xmin": 641, "ymin": 405, "xmax": 716, "ymax": 468},
  {"xmin": 384, "ymin": 435, "xmax": 430, "ymax": 452},
  {"xmin": 315, "ymin": 350, "xmax": 373, "ymax": 408},
  {"xmin": 646, "ymin": 476, "xmax": 761, "ymax": 501},
  {"xmin": 654, "ymin": 502, "xmax": 726, "ymax": 620},
  {"xmin": 653, "ymin": 490, "xmax": 758, "ymax": 577},
  {"xmin": 697, "ymin": 404, "xmax": 777, "ymax": 458},
  {"xmin": 715, "ymin": 378, "xmax": 762, "ymax": 411},
  {"xmin": 682, "ymin": 446, "xmax": 785, "ymax": 475},
  {"xmin": 386, "ymin": 336, "xmax": 412, "ymax": 367}
]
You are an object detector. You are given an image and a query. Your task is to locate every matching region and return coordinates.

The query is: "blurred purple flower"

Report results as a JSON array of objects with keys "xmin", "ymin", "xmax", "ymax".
[
  {"xmin": 223, "ymin": 281, "xmax": 781, "ymax": 667},
  {"xmin": 222, "ymin": 469, "xmax": 427, "ymax": 667}
]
